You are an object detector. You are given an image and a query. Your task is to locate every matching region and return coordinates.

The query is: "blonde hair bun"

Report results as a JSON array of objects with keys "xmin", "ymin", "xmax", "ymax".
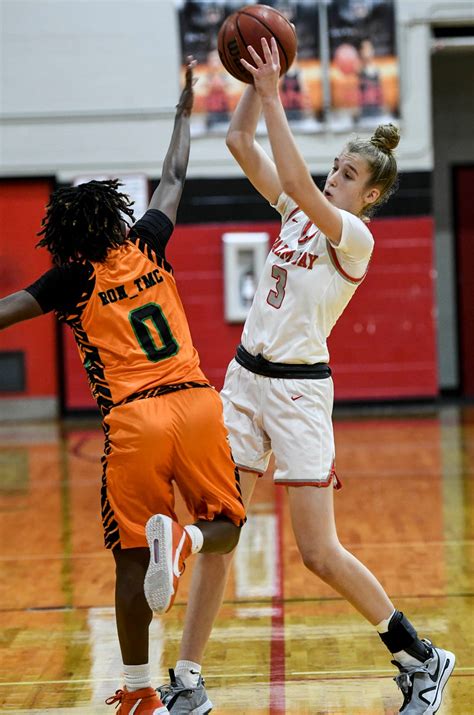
[{"xmin": 370, "ymin": 124, "xmax": 400, "ymax": 153}]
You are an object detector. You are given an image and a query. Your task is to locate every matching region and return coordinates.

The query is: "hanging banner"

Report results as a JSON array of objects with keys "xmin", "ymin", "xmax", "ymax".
[
  {"xmin": 327, "ymin": 0, "xmax": 400, "ymax": 130},
  {"xmin": 176, "ymin": 0, "xmax": 322, "ymax": 135},
  {"xmin": 176, "ymin": 0, "xmax": 399, "ymax": 135}
]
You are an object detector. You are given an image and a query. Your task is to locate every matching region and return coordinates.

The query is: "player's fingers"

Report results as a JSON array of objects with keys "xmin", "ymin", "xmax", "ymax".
[
  {"xmin": 240, "ymin": 57, "xmax": 258, "ymax": 74},
  {"xmin": 261, "ymin": 37, "xmax": 273, "ymax": 62},
  {"xmin": 247, "ymin": 44, "xmax": 263, "ymax": 66},
  {"xmin": 270, "ymin": 37, "xmax": 280, "ymax": 64},
  {"xmin": 185, "ymin": 56, "xmax": 197, "ymax": 81},
  {"xmin": 185, "ymin": 56, "xmax": 196, "ymax": 72}
]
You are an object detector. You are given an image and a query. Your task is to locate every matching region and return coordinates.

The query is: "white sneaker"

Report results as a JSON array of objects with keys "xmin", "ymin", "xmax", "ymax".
[
  {"xmin": 392, "ymin": 640, "xmax": 455, "ymax": 714},
  {"xmin": 158, "ymin": 669, "xmax": 212, "ymax": 714},
  {"xmin": 144, "ymin": 514, "xmax": 192, "ymax": 614}
]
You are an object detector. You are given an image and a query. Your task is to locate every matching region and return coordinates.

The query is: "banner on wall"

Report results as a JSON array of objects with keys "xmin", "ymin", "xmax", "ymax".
[
  {"xmin": 176, "ymin": 0, "xmax": 399, "ymax": 135},
  {"xmin": 176, "ymin": 0, "xmax": 322, "ymax": 135},
  {"xmin": 327, "ymin": 0, "xmax": 399, "ymax": 130}
]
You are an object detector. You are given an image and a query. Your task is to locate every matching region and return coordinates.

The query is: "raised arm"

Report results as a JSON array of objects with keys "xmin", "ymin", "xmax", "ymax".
[
  {"xmin": 0, "ymin": 291, "xmax": 43, "ymax": 330},
  {"xmin": 226, "ymin": 85, "xmax": 282, "ymax": 205},
  {"xmin": 241, "ymin": 39, "xmax": 343, "ymax": 243},
  {"xmin": 147, "ymin": 58, "xmax": 196, "ymax": 224}
]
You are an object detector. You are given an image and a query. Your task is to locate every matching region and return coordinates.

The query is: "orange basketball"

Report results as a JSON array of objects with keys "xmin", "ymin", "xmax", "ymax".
[{"xmin": 217, "ymin": 4, "xmax": 297, "ymax": 84}]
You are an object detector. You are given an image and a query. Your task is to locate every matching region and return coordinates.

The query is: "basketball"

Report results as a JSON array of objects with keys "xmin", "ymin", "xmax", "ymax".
[
  {"xmin": 217, "ymin": 4, "xmax": 297, "ymax": 84},
  {"xmin": 333, "ymin": 43, "xmax": 360, "ymax": 75}
]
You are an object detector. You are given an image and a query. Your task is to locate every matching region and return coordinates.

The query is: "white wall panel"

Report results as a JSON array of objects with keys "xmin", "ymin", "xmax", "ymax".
[
  {"xmin": 1, "ymin": 0, "xmax": 179, "ymax": 116},
  {"xmin": 0, "ymin": 0, "xmax": 473, "ymax": 177}
]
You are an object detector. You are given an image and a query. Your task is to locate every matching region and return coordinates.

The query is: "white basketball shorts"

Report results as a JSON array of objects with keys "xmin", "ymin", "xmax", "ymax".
[{"xmin": 221, "ymin": 359, "xmax": 338, "ymax": 487}]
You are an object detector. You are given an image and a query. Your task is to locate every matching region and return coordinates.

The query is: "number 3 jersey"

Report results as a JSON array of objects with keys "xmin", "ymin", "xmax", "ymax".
[
  {"xmin": 241, "ymin": 193, "xmax": 375, "ymax": 364},
  {"xmin": 24, "ymin": 209, "xmax": 207, "ymax": 415}
]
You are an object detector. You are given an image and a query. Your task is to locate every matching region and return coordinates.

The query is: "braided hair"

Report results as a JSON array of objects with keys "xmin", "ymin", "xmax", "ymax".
[{"xmin": 37, "ymin": 179, "xmax": 135, "ymax": 265}]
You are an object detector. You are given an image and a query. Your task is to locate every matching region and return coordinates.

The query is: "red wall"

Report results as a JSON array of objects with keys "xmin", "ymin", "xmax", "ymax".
[
  {"xmin": 63, "ymin": 215, "xmax": 437, "ymax": 410},
  {"xmin": 331, "ymin": 216, "xmax": 438, "ymax": 398},
  {"xmin": 0, "ymin": 179, "xmax": 58, "ymax": 403}
]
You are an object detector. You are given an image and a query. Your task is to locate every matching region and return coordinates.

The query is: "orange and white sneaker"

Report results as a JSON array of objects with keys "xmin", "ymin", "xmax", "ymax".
[
  {"xmin": 144, "ymin": 514, "xmax": 193, "ymax": 614},
  {"xmin": 105, "ymin": 686, "xmax": 168, "ymax": 714}
]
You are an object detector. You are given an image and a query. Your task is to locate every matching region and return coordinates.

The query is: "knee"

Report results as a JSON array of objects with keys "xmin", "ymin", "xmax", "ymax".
[
  {"xmin": 222, "ymin": 523, "xmax": 241, "ymax": 553},
  {"xmin": 196, "ymin": 517, "xmax": 242, "ymax": 555},
  {"xmin": 300, "ymin": 544, "xmax": 340, "ymax": 581}
]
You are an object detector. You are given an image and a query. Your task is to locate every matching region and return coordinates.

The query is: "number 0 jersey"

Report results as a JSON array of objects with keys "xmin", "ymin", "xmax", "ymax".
[
  {"xmin": 241, "ymin": 193, "xmax": 375, "ymax": 364},
  {"xmin": 25, "ymin": 210, "xmax": 207, "ymax": 415}
]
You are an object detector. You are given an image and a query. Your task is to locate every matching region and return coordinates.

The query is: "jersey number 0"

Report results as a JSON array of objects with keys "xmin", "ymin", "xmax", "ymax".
[{"xmin": 129, "ymin": 302, "xmax": 179, "ymax": 362}]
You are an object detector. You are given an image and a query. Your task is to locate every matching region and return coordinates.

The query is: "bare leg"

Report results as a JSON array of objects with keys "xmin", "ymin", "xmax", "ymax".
[
  {"xmin": 287, "ymin": 485, "xmax": 394, "ymax": 624},
  {"xmin": 113, "ymin": 547, "xmax": 153, "ymax": 664},
  {"xmin": 179, "ymin": 471, "xmax": 259, "ymax": 662}
]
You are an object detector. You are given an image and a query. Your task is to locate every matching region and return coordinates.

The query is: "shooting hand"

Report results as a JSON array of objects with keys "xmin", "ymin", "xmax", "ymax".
[{"xmin": 176, "ymin": 56, "xmax": 198, "ymax": 117}]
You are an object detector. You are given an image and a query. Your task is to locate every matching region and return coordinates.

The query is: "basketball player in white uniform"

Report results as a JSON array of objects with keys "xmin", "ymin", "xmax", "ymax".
[
  {"xmin": 158, "ymin": 39, "xmax": 454, "ymax": 715},
  {"xmin": 224, "ymin": 192, "xmax": 372, "ymax": 490}
]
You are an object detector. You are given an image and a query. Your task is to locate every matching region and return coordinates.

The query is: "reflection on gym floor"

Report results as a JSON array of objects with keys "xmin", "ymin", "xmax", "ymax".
[{"xmin": 0, "ymin": 405, "xmax": 473, "ymax": 713}]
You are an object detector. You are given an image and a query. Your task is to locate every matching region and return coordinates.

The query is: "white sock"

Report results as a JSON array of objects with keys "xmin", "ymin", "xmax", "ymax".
[
  {"xmin": 123, "ymin": 663, "xmax": 151, "ymax": 692},
  {"xmin": 392, "ymin": 650, "xmax": 426, "ymax": 667},
  {"xmin": 375, "ymin": 609, "xmax": 396, "ymax": 634},
  {"xmin": 175, "ymin": 660, "xmax": 201, "ymax": 688},
  {"xmin": 184, "ymin": 525, "xmax": 204, "ymax": 554}
]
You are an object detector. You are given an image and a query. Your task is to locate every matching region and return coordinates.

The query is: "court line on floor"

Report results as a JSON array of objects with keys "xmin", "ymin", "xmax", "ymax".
[
  {"xmin": 1, "ymin": 668, "xmax": 472, "ymax": 687},
  {"xmin": 269, "ymin": 486, "xmax": 285, "ymax": 715},
  {"xmin": 1, "ymin": 539, "xmax": 472, "ymax": 562},
  {"xmin": 1, "ymin": 591, "xmax": 473, "ymax": 615}
]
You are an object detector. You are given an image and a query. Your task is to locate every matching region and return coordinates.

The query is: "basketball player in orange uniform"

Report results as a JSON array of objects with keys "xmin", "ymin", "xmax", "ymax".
[{"xmin": 0, "ymin": 59, "xmax": 245, "ymax": 715}]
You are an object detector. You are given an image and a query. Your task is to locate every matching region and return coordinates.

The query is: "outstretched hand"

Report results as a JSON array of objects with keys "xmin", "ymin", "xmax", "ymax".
[
  {"xmin": 240, "ymin": 37, "xmax": 280, "ymax": 99},
  {"xmin": 176, "ymin": 56, "xmax": 198, "ymax": 117}
]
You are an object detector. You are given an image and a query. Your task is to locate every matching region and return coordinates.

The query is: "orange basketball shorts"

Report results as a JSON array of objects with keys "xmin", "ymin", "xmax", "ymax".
[{"xmin": 101, "ymin": 386, "xmax": 245, "ymax": 549}]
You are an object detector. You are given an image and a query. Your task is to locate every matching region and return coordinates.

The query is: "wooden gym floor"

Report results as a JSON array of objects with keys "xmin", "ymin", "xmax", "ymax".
[{"xmin": 0, "ymin": 404, "xmax": 472, "ymax": 714}]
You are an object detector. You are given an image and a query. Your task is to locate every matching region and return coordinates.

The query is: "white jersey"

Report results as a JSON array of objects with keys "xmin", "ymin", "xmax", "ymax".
[{"xmin": 241, "ymin": 193, "xmax": 374, "ymax": 364}]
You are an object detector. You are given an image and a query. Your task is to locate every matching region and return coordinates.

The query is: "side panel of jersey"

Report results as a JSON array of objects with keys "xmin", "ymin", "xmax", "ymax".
[
  {"xmin": 241, "ymin": 200, "xmax": 372, "ymax": 364},
  {"xmin": 73, "ymin": 241, "xmax": 207, "ymax": 408}
]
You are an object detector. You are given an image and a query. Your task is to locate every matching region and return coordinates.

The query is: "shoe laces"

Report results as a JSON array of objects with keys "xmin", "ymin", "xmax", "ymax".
[
  {"xmin": 158, "ymin": 668, "xmax": 202, "ymax": 699},
  {"xmin": 105, "ymin": 689, "xmax": 125, "ymax": 707},
  {"xmin": 392, "ymin": 656, "xmax": 435, "ymax": 695}
]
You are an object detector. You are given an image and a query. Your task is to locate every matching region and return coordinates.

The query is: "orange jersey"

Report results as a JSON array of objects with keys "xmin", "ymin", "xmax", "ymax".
[
  {"xmin": 26, "ymin": 210, "xmax": 208, "ymax": 415},
  {"xmin": 71, "ymin": 239, "xmax": 207, "ymax": 412}
]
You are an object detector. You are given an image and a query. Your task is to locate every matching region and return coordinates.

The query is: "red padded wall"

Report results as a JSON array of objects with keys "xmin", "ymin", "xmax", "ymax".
[
  {"xmin": 0, "ymin": 179, "xmax": 57, "ymax": 402},
  {"xmin": 171, "ymin": 216, "xmax": 438, "ymax": 399},
  {"xmin": 331, "ymin": 216, "xmax": 438, "ymax": 398},
  {"xmin": 62, "ymin": 216, "xmax": 437, "ymax": 410}
]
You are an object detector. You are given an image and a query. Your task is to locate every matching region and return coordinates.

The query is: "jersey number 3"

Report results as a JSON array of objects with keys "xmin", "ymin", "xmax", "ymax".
[
  {"xmin": 267, "ymin": 265, "xmax": 287, "ymax": 309},
  {"xmin": 129, "ymin": 302, "xmax": 178, "ymax": 362}
]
